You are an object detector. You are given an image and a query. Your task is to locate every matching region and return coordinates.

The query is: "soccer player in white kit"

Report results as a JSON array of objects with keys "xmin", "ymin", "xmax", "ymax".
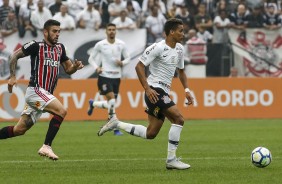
[
  {"xmin": 98, "ymin": 18, "xmax": 194, "ymax": 170},
  {"xmin": 87, "ymin": 23, "xmax": 130, "ymax": 135}
]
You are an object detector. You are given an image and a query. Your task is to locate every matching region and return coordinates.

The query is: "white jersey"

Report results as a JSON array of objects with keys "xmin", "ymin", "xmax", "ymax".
[
  {"xmin": 88, "ymin": 38, "xmax": 130, "ymax": 78},
  {"xmin": 139, "ymin": 40, "xmax": 184, "ymax": 93}
]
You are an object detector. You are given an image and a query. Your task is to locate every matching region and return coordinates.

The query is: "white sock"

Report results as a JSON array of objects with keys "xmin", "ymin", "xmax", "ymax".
[
  {"xmin": 93, "ymin": 101, "xmax": 108, "ymax": 109},
  {"xmin": 167, "ymin": 124, "xmax": 183, "ymax": 160},
  {"xmin": 108, "ymin": 99, "xmax": 116, "ymax": 119},
  {"xmin": 117, "ymin": 121, "xmax": 147, "ymax": 138}
]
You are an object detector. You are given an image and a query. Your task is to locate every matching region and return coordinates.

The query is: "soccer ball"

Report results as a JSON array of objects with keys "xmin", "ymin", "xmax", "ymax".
[{"xmin": 251, "ymin": 147, "xmax": 272, "ymax": 168}]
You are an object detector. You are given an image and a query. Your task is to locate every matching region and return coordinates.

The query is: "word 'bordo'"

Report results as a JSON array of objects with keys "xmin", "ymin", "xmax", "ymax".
[{"xmin": 204, "ymin": 90, "xmax": 273, "ymax": 107}]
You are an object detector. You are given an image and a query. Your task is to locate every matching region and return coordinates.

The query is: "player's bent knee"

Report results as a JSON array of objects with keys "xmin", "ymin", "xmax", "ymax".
[
  {"xmin": 13, "ymin": 126, "xmax": 28, "ymax": 136},
  {"xmin": 146, "ymin": 132, "xmax": 158, "ymax": 139},
  {"xmin": 174, "ymin": 115, "xmax": 184, "ymax": 126},
  {"xmin": 58, "ymin": 108, "xmax": 67, "ymax": 118},
  {"xmin": 14, "ymin": 116, "xmax": 34, "ymax": 136}
]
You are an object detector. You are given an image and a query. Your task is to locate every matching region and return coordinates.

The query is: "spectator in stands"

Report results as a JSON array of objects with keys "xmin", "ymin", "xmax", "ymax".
[
  {"xmin": 99, "ymin": 0, "xmax": 111, "ymax": 28},
  {"xmin": 30, "ymin": 0, "xmax": 53, "ymax": 30},
  {"xmin": 145, "ymin": 5, "xmax": 166, "ymax": 45},
  {"xmin": 229, "ymin": 67, "xmax": 239, "ymax": 77},
  {"xmin": 18, "ymin": 0, "xmax": 37, "ymax": 38},
  {"xmin": 213, "ymin": 9, "xmax": 231, "ymax": 44},
  {"xmin": 264, "ymin": 0, "xmax": 279, "ymax": 14},
  {"xmin": 67, "ymin": 0, "xmax": 87, "ymax": 18},
  {"xmin": 226, "ymin": 0, "xmax": 242, "ymax": 13},
  {"xmin": 247, "ymin": 5, "xmax": 264, "ymax": 28},
  {"xmin": 202, "ymin": 0, "xmax": 216, "ymax": 18},
  {"xmin": 186, "ymin": 29, "xmax": 208, "ymax": 64},
  {"xmin": 167, "ymin": 2, "xmax": 177, "ymax": 18},
  {"xmin": 0, "ymin": 0, "xmax": 14, "ymax": 25},
  {"xmin": 229, "ymin": 3, "xmax": 249, "ymax": 30},
  {"xmin": 112, "ymin": 9, "xmax": 136, "ymax": 30},
  {"xmin": 214, "ymin": 0, "xmax": 229, "ymax": 16},
  {"xmin": 142, "ymin": 0, "xmax": 166, "ymax": 15},
  {"xmin": 140, "ymin": 0, "xmax": 155, "ymax": 28},
  {"xmin": 76, "ymin": 0, "xmax": 101, "ymax": 31},
  {"xmin": 186, "ymin": 0, "xmax": 200, "ymax": 15},
  {"xmin": 197, "ymin": 26, "xmax": 213, "ymax": 43},
  {"xmin": 263, "ymin": 4, "xmax": 281, "ymax": 30},
  {"xmin": 1, "ymin": 10, "xmax": 18, "ymax": 37},
  {"xmin": 153, "ymin": 0, "xmax": 166, "ymax": 15},
  {"xmin": 126, "ymin": 0, "xmax": 141, "ymax": 28},
  {"xmin": 53, "ymin": 4, "xmax": 76, "ymax": 30},
  {"xmin": 194, "ymin": 3, "xmax": 213, "ymax": 35},
  {"xmin": 175, "ymin": 3, "xmax": 195, "ymax": 31},
  {"xmin": 108, "ymin": 0, "xmax": 126, "ymax": 22},
  {"xmin": 127, "ymin": 0, "xmax": 141, "ymax": 15},
  {"xmin": 49, "ymin": 0, "xmax": 63, "ymax": 16}
]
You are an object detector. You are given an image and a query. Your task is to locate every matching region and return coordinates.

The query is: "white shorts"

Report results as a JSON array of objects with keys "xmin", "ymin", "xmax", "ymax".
[{"xmin": 21, "ymin": 87, "xmax": 56, "ymax": 123}]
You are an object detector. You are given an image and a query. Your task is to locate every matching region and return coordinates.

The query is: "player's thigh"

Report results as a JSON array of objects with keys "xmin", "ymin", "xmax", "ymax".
[
  {"xmin": 163, "ymin": 105, "xmax": 184, "ymax": 126},
  {"xmin": 43, "ymin": 98, "xmax": 67, "ymax": 117},
  {"xmin": 97, "ymin": 76, "xmax": 113, "ymax": 95}
]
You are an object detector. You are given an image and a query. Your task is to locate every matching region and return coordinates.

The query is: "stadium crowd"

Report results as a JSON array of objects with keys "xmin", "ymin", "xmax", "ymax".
[
  {"xmin": 1, "ymin": 0, "xmax": 282, "ymax": 44},
  {"xmin": 1, "ymin": 0, "xmax": 282, "ymax": 77}
]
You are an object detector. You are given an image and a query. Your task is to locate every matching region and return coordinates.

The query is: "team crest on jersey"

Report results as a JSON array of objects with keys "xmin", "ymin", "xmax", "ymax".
[
  {"xmin": 24, "ymin": 104, "xmax": 28, "ymax": 110},
  {"xmin": 162, "ymin": 95, "xmax": 171, "ymax": 104},
  {"xmin": 153, "ymin": 107, "xmax": 160, "ymax": 116},
  {"xmin": 35, "ymin": 101, "xmax": 41, "ymax": 109}
]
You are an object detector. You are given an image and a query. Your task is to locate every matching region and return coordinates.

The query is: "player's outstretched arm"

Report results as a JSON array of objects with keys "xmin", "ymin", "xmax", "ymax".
[
  {"xmin": 61, "ymin": 59, "xmax": 84, "ymax": 75},
  {"xmin": 178, "ymin": 69, "xmax": 194, "ymax": 105},
  {"xmin": 8, "ymin": 48, "xmax": 26, "ymax": 93}
]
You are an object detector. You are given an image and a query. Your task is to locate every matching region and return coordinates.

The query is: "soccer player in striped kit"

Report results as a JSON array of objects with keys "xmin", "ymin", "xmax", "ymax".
[{"xmin": 0, "ymin": 19, "xmax": 84, "ymax": 160}]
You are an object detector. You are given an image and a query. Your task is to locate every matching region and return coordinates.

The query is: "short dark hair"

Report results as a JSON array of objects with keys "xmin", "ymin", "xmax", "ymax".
[
  {"xmin": 106, "ymin": 23, "xmax": 116, "ymax": 28},
  {"xmin": 43, "ymin": 19, "xmax": 60, "ymax": 30},
  {"xmin": 164, "ymin": 18, "xmax": 183, "ymax": 36}
]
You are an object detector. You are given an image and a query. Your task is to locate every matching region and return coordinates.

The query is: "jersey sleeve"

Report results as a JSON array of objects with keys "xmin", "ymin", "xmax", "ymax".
[
  {"xmin": 139, "ymin": 43, "xmax": 159, "ymax": 66},
  {"xmin": 22, "ymin": 40, "xmax": 39, "ymax": 56},
  {"xmin": 121, "ymin": 42, "xmax": 130, "ymax": 65},
  {"xmin": 177, "ymin": 45, "xmax": 185, "ymax": 69},
  {"xmin": 88, "ymin": 42, "xmax": 101, "ymax": 70},
  {"xmin": 60, "ymin": 44, "xmax": 69, "ymax": 63}
]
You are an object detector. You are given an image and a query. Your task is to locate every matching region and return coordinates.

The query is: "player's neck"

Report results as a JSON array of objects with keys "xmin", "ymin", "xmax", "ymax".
[
  {"xmin": 165, "ymin": 39, "xmax": 177, "ymax": 48},
  {"xmin": 43, "ymin": 39, "xmax": 55, "ymax": 46},
  {"xmin": 107, "ymin": 38, "xmax": 115, "ymax": 44}
]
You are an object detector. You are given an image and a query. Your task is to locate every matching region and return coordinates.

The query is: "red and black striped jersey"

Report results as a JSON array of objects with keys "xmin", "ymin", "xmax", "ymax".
[{"xmin": 22, "ymin": 40, "xmax": 69, "ymax": 94}]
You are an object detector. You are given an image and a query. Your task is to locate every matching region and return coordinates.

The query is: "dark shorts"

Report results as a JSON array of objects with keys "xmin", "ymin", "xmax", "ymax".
[
  {"xmin": 144, "ymin": 86, "xmax": 175, "ymax": 121},
  {"xmin": 97, "ymin": 76, "xmax": 120, "ymax": 97}
]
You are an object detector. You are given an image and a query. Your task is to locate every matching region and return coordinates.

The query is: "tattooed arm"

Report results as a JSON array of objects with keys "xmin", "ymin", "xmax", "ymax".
[{"xmin": 8, "ymin": 48, "xmax": 26, "ymax": 93}]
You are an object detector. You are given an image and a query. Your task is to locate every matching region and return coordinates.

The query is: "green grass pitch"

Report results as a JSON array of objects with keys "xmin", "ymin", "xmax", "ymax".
[{"xmin": 0, "ymin": 119, "xmax": 281, "ymax": 184}]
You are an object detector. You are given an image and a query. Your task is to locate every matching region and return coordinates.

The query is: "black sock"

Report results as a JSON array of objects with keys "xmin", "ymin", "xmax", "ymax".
[
  {"xmin": 44, "ymin": 115, "xmax": 63, "ymax": 146},
  {"xmin": 0, "ymin": 126, "xmax": 15, "ymax": 139}
]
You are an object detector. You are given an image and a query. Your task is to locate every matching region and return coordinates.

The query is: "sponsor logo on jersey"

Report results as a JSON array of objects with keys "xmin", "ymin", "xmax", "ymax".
[
  {"xmin": 44, "ymin": 58, "xmax": 59, "ymax": 67},
  {"xmin": 145, "ymin": 44, "xmax": 156, "ymax": 55},
  {"xmin": 23, "ymin": 41, "xmax": 35, "ymax": 49}
]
